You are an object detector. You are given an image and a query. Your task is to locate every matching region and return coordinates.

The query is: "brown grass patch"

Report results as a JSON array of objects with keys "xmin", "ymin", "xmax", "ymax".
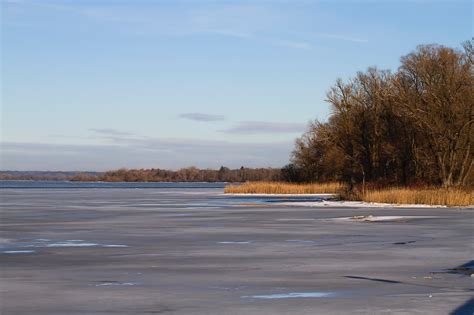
[
  {"xmin": 224, "ymin": 181, "xmax": 343, "ymax": 194},
  {"xmin": 361, "ymin": 187, "xmax": 473, "ymax": 207},
  {"xmin": 225, "ymin": 182, "xmax": 473, "ymax": 207}
]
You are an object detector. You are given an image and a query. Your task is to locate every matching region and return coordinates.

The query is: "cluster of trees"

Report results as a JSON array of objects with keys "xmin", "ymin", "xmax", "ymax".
[
  {"xmin": 88, "ymin": 167, "xmax": 282, "ymax": 182},
  {"xmin": 287, "ymin": 42, "xmax": 473, "ymax": 188},
  {"xmin": 0, "ymin": 171, "xmax": 99, "ymax": 181},
  {"xmin": 3, "ymin": 43, "xmax": 471, "ymax": 187},
  {"xmin": 0, "ymin": 167, "xmax": 282, "ymax": 182}
]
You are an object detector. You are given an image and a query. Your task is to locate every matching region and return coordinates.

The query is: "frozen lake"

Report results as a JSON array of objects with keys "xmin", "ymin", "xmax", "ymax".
[{"xmin": 0, "ymin": 182, "xmax": 473, "ymax": 314}]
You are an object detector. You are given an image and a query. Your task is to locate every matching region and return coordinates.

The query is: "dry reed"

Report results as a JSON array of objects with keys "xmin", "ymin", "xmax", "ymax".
[
  {"xmin": 224, "ymin": 181, "xmax": 343, "ymax": 194},
  {"xmin": 361, "ymin": 187, "xmax": 473, "ymax": 207},
  {"xmin": 225, "ymin": 182, "xmax": 473, "ymax": 207}
]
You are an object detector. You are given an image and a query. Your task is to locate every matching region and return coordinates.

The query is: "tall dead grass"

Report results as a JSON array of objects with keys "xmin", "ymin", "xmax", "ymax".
[
  {"xmin": 224, "ymin": 181, "xmax": 343, "ymax": 194},
  {"xmin": 361, "ymin": 187, "xmax": 473, "ymax": 207},
  {"xmin": 225, "ymin": 182, "xmax": 473, "ymax": 206}
]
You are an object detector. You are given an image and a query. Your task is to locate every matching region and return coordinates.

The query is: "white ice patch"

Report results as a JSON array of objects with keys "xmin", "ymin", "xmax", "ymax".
[
  {"xmin": 242, "ymin": 292, "xmax": 336, "ymax": 299},
  {"xmin": 47, "ymin": 242, "xmax": 99, "ymax": 247},
  {"xmin": 277, "ymin": 201, "xmax": 447, "ymax": 208},
  {"xmin": 2, "ymin": 250, "xmax": 35, "ymax": 254},
  {"xmin": 218, "ymin": 241, "xmax": 253, "ymax": 244},
  {"xmin": 185, "ymin": 206, "xmax": 221, "ymax": 209},
  {"xmin": 95, "ymin": 282, "xmax": 140, "ymax": 287},
  {"xmin": 27, "ymin": 239, "xmax": 129, "ymax": 248},
  {"xmin": 335, "ymin": 215, "xmax": 439, "ymax": 222},
  {"xmin": 224, "ymin": 193, "xmax": 336, "ymax": 198},
  {"xmin": 276, "ymin": 218, "xmax": 316, "ymax": 221}
]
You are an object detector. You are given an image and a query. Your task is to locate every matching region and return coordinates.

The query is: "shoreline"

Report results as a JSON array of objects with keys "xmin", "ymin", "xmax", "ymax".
[
  {"xmin": 223, "ymin": 193, "xmax": 336, "ymax": 197},
  {"xmin": 224, "ymin": 193, "xmax": 451, "ymax": 208}
]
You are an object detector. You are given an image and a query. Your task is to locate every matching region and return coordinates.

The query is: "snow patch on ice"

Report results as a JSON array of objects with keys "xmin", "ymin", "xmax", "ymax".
[
  {"xmin": 2, "ymin": 250, "xmax": 35, "ymax": 254},
  {"xmin": 95, "ymin": 282, "xmax": 140, "ymax": 287},
  {"xmin": 335, "ymin": 215, "xmax": 439, "ymax": 222},
  {"xmin": 242, "ymin": 292, "xmax": 336, "ymax": 299},
  {"xmin": 224, "ymin": 193, "xmax": 336, "ymax": 198},
  {"xmin": 47, "ymin": 242, "xmax": 99, "ymax": 247},
  {"xmin": 218, "ymin": 241, "xmax": 253, "ymax": 244},
  {"xmin": 277, "ymin": 200, "xmax": 447, "ymax": 208}
]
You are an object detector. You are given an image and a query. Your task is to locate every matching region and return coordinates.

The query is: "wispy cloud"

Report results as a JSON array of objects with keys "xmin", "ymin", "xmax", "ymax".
[
  {"xmin": 314, "ymin": 32, "xmax": 368, "ymax": 43},
  {"xmin": 1, "ymin": 139, "xmax": 293, "ymax": 171},
  {"xmin": 203, "ymin": 29, "xmax": 254, "ymax": 39},
  {"xmin": 268, "ymin": 39, "xmax": 311, "ymax": 49},
  {"xmin": 89, "ymin": 128, "xmax": 134, "ymax": 137},
  {"xmin": 3, "ymin": 0, "xmax": 89, "ymax": 15},
  {"xmin": 4, "ymin": 1, "xmax": 312, "ymax": 50},
  {"xmin": 202, "ymin": 29, "xmax": 311, "ymax": 49},
  {"xmin": 179, "ymin": 113, "xmax": 226, "ymax": 122},
  {"xmin": 220, "ymin": 121, "xmax": 307, "ymax": 134}
]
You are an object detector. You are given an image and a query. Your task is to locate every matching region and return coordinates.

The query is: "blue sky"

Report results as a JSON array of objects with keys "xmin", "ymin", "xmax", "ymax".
[{"xmin": 1, "ymin": 0, "xmax": 471, "ymax": 170}]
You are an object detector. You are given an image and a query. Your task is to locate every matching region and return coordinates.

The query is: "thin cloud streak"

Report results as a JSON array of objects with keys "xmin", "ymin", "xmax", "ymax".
[
  {"xmin": 203, "ymin": 30, "xmax": 311, "ymax": 49},
  {"xmin": 220, "ymin": 121, "xmax": 307, "ymax": 134},
  {"xmin": 89, "ymin": 128, "xmax": 134, "ymax": 136},
  {"xmin": 179, "ymin": 113, "xmax": 226, "ymax": 122},
  {"xmin": 204, "ymin": 29, "xmax": 254, "ymax": 39},
  {"xmin": 1, "ymin": 139, "xmax": 293, "ymax": 171},
  {"xmin": 4, "ymin": 1, "xmax": 312, "ymax": 50},
  {"xmin": 314, "ymin": 32, "xmax": 368, "ymax": 43},
  {"xmin": 269, "ymin": 39, "xmax": 311, "ymax": 50}
]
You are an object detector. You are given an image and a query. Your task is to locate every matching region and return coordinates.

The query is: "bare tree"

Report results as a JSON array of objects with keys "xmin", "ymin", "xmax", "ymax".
[{"xmin": 394, "ymin": 43, "xmax": 473, "ymax": 187}]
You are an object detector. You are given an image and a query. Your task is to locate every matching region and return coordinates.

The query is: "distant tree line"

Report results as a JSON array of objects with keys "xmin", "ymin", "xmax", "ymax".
[
  {"xmin": 284, "ymin": 42, "xmax": 473, "ymax": 188},
  {"xmin": 0, "ymin": 171, "xmax": 98, "ymax": 181},
  {"xmin": 92, "ymin": 166, "xmax": 282, "ymax": 182},
  {"xmin": 0, "ymin": 167, "xmax": 282, "ymax": 182}
]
